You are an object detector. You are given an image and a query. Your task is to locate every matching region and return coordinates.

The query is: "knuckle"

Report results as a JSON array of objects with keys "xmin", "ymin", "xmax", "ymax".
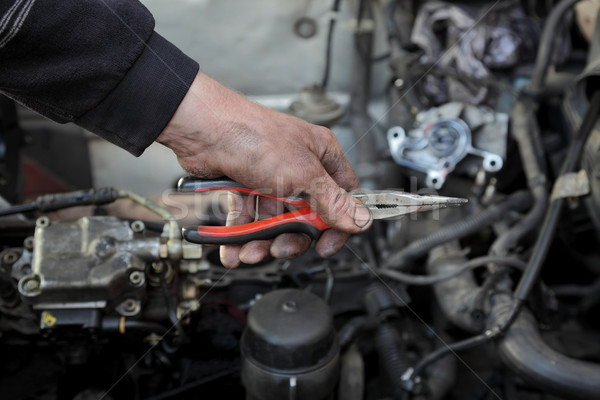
[{"xmin": 330, "ymin": 186, "xmax": 352, "ymax": 219}]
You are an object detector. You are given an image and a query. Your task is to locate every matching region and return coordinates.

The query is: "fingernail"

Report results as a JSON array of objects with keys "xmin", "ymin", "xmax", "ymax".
[{"xmin": 354, "ymin": 204, "xmax": 372, "ymax": 228}]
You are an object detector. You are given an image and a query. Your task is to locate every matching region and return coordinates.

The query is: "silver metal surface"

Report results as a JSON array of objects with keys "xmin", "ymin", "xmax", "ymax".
[
  {"xmin": 353, "ymin": 191, "xmax": 468, "ymax": 219},
  {"xmin": 18, "ymin": 217, "xmax": 161, "ymax": 314},
  {"xmin": 387, "ymin": 102, "xmax": 508, "ymax": 189}
]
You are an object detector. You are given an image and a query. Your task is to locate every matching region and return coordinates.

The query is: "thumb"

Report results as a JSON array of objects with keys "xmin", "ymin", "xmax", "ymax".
[{"xmin": 305, "ymin": 175, "xmax": 373, "ymax": 233}]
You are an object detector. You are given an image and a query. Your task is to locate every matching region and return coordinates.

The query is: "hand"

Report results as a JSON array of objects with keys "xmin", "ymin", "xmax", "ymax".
[{"xmin": 157, "ymin": 72, "xmax": 372, "ymax": 267}]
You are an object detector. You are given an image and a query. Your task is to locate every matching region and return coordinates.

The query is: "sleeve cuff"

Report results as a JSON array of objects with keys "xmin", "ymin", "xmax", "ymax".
[{"xmin": 77, "ymin": 32, "xmax": 199, "ymax": 156}]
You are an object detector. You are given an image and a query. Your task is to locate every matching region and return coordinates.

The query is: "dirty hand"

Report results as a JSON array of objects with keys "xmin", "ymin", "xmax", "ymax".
[{"xmin": 157, "ymin": 71, "xmax": 372, "ymax": 267}]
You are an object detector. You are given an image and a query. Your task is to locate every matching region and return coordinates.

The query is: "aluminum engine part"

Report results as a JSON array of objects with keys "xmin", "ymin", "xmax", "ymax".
[
  {"xmin": 387, "ymin": 102, "xmax": 508, "ymax": 189},
  {"xmin": 17, "ymin": 216, "xmax": 161, "ymax": 317}
]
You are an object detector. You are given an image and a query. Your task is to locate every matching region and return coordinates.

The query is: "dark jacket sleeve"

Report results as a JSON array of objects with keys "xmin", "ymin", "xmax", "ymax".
[{"xmin": 0, "ymin": 0, "xmax": 199, "ymax": 156}]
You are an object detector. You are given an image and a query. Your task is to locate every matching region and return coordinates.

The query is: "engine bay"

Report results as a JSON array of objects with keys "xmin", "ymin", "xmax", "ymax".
[{"xmin": 2, "ymin": 1, "xmax": 600, "ymax": 399}]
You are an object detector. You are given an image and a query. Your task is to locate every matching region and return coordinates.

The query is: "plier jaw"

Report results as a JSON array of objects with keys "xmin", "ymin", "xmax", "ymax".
[{"xmin": 352, "ymin": 190, "xmax": 469, "ymax": 220}]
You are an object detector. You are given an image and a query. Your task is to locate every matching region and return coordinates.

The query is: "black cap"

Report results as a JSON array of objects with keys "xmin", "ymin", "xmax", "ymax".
[{"xmin": 242, "ymin": 289, "xmax": 336, "ymax": 371}]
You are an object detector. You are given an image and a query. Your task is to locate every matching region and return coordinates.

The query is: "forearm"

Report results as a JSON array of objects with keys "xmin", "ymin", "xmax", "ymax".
[{"xmin": 0, "ymin": 0, "xmax": 198, "ymax": 155}]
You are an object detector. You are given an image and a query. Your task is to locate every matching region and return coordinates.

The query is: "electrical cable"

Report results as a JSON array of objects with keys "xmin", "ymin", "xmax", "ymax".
[
  {"xmin": 0, "ymin": 188, "xmax": 119, "ymax": 217},
  {"xmin": 400, "ymin": 299, "xmax": 523, "ymax": 399},
  {"xmin": 0, "ymin": 202, "xmax": 37, "ymax": 217},
  {"xmin": 160, "ymin": 276, "xmax": 186, "ymax": 349},
  {"xmin": 379, "ymin": 256, "xmax": 526, "ymax": 286}
]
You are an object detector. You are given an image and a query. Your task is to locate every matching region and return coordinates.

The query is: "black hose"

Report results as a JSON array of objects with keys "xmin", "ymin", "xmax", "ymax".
[
  {"xmin": 493, "ymin": 304, "xmax": 600, "ymax": 399},
  {"xmin": 375, "ymin": 323, "xmax": 409, "ymax": 400},
  {"xmin": 515, "ymin": 91, "xmax": 600, "ymax": 301},
  {"xmin": 380, "ymin": 255, "xmax": 526, "ymax": 286},
  {"xmin": 0, "ymin": 188, "xmax": 120, "ymax": 217},
  {"xmin": 528, "ymin": 0, "xmax": 580, "ymax": 94},
  {"xmin": 338, "ymin": 315, "xmax": 378, "ymax": 349},
  {"xmin": 0, "ymin": 202, "xmax": 37, "ymax": 217},
  {"xmin": 383, "ymin": 191, "xmax": 532, "ymax": 269},
  {"xmin": 101, "ymin": 317, "xmax": 168, "ymax": 335},
  {"xmin": 321, "ymin": 0, "xmax": 342, "ymax": 89}
]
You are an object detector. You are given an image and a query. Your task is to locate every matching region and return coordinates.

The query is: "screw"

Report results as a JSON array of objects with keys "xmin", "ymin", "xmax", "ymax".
[
  {"xmin": 129, "ymin": 270, "xmax": 144, "ymax": 286},
  {"xmin": 2, "ymin": 251, "xmax": 18, "ymax": 265},
  {"xmin": 23, "ymin": 237, "xmax": 34, "ymax": 251},
  {"xmin": 130, "ymin": 220, "xmax": 145, "ymax": 233}
]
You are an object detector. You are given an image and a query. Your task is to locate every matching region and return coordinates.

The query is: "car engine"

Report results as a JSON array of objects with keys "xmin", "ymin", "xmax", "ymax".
[{"xmin": 2, "ymin": 1, "xmax": 600, "ymax": 399}]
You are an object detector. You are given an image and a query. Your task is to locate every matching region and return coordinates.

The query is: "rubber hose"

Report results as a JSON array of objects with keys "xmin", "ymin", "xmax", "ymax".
[
  {"xmin": 529, "ymin": 0, "xmax": 581, "ymax": 94},
  {"xmin": 492, "ymin": 302, "xmax": 600, "ymax": 399},
  {"xmin": 338, "ymin": 315, "xmax": 377, "ymax": 349},
  {"xmin": 383, "ymin": 190, "xmax": 532, "ymax": 269},
  {"xmin": 375, "ymin": 323, "xmax": 410, "ymax": 400}
]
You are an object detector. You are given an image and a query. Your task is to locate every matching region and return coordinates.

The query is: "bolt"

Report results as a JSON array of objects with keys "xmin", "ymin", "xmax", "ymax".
[
  {"xmin": 23, "ymin": 237, "xmax": 34, "ymax": 251},
  {"xmin": 129, "ymin": 270, "xmax": 144, "ymax": 286},
  {"xmin": 24, "ymin": 278, "xmax": 39, "ymax": 292},
  {"xmin": 2, "ymin": 251, "xmax": 18, "ymax": 265},
  {"xmin": 36, "ymin": 216, "xmax": 50, "ymax": 228},
  {"xmin": 94, "ymin": 238, "xmax": 114, "ymax": 259},
  {"xmin": 130, "ymin": 220, "xmax": 145, "ymax": 233},
  {"xmin": 123, "ymin": 299, "xmax": 138, "ymax": 312}
]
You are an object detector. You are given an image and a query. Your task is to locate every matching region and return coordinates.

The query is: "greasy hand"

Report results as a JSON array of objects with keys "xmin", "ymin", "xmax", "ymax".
[{"xmin": 157, "ymin": 72, "xmax": 372, "ymax": 267}]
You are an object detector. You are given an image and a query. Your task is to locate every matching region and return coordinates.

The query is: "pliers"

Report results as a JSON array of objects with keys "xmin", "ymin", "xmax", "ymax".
[{"xmin": 178, "ymin": 177, "xmax": 467, "ymax": 245}]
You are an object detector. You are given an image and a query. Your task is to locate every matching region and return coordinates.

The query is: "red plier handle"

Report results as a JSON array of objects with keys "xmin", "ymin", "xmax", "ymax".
[{"xmin": 178, "ymin": 177, "xmax": 330, "ymax": 245}]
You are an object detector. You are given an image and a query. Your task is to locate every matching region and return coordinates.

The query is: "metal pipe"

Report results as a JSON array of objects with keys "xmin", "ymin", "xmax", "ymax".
[{"xmin": 350, "ymin": 0, "xmax": 378, "ymax": 189}]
